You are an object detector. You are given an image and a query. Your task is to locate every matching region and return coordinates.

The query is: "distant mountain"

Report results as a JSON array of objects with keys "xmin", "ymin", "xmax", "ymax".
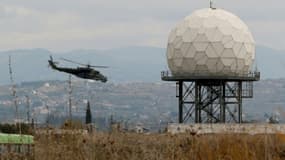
[{"xmin": 0, "ymin": 46, "xmax": 284, "ymax": 84}]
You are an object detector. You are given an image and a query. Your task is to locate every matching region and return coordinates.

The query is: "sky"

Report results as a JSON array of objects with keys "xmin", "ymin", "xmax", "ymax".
[{"xmin": 0, "ymin": 0, "xmax": 284, "ymax": 52}]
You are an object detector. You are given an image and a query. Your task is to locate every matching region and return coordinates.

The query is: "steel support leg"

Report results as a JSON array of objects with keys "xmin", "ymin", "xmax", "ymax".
[
  {"xmin": 238, "ymin": 81, "xmax": 242, "ymax": 123},
  {"xmin": 178, "ymin": 81, "xmax": 183, "ymax": 123},
  {"xmin": 219, "ymin": 82, "xmax": 226, "ymax": 122},
  {"xmin": 195, "ymin": 82, "xmax": 199, "ymax": 123}
]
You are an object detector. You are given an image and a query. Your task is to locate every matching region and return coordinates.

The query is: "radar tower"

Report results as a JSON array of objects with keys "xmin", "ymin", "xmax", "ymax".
[{"xmin": 161, "ymin": 8, "xmax": 260, "ymax": 124}]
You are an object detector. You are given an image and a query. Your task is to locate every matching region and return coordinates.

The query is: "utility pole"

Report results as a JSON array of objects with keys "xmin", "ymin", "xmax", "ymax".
[
  {"xmin": 25, "ymin": 95, "xmax": 30, "ymax": 123},
  {"xmin": 46, "ymin": 104, "xmax": 49, "ymax": 125},
  {"xmin": 68, "ymin": 75, "xmax": 72, "ymax": 121},
  {"xmin": 9, "ymin": 56, "xmax": 21, "ymax": 134}
]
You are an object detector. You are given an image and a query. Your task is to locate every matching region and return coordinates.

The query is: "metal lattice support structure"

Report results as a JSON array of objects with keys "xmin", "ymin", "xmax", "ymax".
[{"xmin": 162, "ymin": 71, "xmax": 260, "ymax": 123}]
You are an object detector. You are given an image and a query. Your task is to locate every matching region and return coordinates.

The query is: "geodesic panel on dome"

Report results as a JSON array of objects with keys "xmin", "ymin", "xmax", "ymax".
[{"xmin": 166, "ymin": 8, "xmax": 255, "ymax": 77}]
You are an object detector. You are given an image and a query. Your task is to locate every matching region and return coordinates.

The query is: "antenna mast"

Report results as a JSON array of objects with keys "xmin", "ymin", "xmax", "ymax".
[
  {"xmin": 9, "ymin": 56, "xmax": 21, "ymax": 134},
  {"xmin": 210, "ymin": 0, "xmax": 215, "ymax": 9}
]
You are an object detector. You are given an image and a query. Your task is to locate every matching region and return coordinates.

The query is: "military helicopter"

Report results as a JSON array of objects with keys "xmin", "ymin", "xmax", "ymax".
[{"xmin": 48, "ymin": 56, "xmax": 108, "ymax": 83}]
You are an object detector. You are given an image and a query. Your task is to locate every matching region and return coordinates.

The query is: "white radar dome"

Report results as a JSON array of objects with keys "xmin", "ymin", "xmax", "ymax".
[{"xmin": 167, "ymin": 8, "xmax": 255, "ymax": 76}]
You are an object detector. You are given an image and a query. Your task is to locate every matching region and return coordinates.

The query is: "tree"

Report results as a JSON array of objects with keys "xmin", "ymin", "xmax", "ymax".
[{"xmin": 85, "ymin": 101, "xmax": 92, "ymax": 124}]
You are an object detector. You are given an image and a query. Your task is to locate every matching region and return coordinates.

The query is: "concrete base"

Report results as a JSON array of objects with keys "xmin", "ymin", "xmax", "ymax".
[{"xmin": 167, "ymin": 123, "xmax": 285, "ymax": 135}]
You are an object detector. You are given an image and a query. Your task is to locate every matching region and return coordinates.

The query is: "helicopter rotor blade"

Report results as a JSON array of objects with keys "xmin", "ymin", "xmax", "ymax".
[
  {"xmin": 60, "ymin": 58, "xmax": 109, "ymax": 68},
  {"xmin": 60, "ymin": 58, "xmax": 85, "ymax": 66},
  {"xmin": 88, "ymin": 65, "xmax": 109, "ymax": 68}
]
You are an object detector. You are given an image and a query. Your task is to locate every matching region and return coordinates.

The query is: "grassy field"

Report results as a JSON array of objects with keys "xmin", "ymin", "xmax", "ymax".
[{"xmin": 34, "ymin": 130, "xmax": 285, "ymax": 160}]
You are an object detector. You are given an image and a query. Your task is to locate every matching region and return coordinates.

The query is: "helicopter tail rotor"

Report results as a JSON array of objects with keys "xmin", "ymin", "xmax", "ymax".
[{"xmin": 48, "ymin": 55, "xmax": 60, "ymax": 69}]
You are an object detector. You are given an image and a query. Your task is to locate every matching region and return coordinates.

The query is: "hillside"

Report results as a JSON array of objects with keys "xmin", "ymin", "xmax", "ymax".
[{"xmin": 0, "ymin": 79, "xmax": 285, "ymax": 130}]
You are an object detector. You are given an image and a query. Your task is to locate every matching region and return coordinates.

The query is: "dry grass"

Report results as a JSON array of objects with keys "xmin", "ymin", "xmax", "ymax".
[{"xmin": 34, "ymin": 130, "xmax": 285, "ymax": 160}]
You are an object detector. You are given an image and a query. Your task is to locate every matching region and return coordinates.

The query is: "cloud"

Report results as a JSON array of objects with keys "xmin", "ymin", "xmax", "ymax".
[
  {"xmin": 0, "ymin": 0, "xmax": 284, "ymax": 51},
  {"xmin": 0, "ymin": 5, "xmax": 33, "ymax": 17},
  {"xmin": 0, "ymin": 17, "xmax": 172, "ymax": 51}
]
